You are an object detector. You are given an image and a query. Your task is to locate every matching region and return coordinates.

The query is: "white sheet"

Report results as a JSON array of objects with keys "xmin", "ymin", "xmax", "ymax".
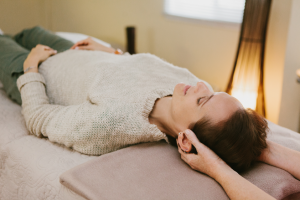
[{"xmin": 0, "ymin": 84, "xmax": 94, "ymax": 199}]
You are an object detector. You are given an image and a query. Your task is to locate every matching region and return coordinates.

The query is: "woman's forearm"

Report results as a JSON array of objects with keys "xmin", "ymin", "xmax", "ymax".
[
  {"xmin": 262, "ymin": 140, "xmax": 300, "ymax": 180},
  {"xmin": 23, "ymin": 57, "xmax": 39, "ymax": 73},
  {"xmin": 213, "ymin": 166, "xmax": 275, "ymax": 200}
]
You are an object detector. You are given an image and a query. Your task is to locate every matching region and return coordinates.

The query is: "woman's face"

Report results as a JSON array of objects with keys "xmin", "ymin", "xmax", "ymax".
[{"xmin": 171, "ymin": 82, "xmax": 244, "ymax": 132}]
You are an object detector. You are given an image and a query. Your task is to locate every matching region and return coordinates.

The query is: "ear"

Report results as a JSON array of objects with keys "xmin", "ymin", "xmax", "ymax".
[{"xmin": 177, "ymin": 132, "xmax": 192, "ymax": 153}]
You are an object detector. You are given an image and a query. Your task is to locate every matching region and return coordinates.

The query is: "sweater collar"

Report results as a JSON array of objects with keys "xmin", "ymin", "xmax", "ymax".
[{"xmin": 142, "ymin": 87, "xmax": 174, "ymax": 143}]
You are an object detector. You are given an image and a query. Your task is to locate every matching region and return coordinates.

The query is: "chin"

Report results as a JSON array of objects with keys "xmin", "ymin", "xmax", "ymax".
[{"xmin": 174, "ymin": 83, "xmax": 185, "ymax": 94}]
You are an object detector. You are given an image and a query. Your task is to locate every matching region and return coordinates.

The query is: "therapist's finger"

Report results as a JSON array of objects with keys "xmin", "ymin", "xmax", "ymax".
[
  {"xmin": 177, "ymin": 144, "xmax": 199, "ymax": 167},
  {"xmin": 178, "ymin": 145, "xmax": 189, "ymax": 162}
]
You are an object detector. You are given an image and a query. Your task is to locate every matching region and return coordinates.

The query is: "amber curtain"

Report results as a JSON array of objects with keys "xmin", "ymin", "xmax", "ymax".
[{"xmin": 226, "ymin": 0, "xmax": 272, "ymax": 116}]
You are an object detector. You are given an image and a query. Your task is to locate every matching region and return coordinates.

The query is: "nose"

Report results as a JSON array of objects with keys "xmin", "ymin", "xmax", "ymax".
[
  {"xmin": 195, "ymin": 82, "xmax": 208, "ymax": 93},
  {"xmin": 195, "ymin": 82, "xmax": 208, "ymax": 92}
]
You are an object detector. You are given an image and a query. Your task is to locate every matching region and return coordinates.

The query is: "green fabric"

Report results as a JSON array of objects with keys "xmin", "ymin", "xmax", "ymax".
[
  {"xmin": 0, "ymin": 26, "xmax": 74, "ymax": 105},
  {"xmin": 0, "ymin": 35, "xmax": 29, "ymax": 104},
  {"xmin": 13, "ymin": 26, "xmax": 74, "ymax": 53}
]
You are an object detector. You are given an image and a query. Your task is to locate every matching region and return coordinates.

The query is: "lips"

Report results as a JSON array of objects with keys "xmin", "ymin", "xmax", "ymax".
[{"xmin": 184, "ymin": 85, "xmax": 191, "ymax": 95}]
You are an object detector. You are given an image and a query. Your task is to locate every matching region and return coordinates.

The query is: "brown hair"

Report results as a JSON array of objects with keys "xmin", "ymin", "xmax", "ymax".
[{"xmin": 167, "ymin": 108, "xmax": 268, "ymax": 173}]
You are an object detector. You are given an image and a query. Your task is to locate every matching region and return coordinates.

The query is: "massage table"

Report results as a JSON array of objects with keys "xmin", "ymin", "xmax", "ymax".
[{"xmin": 1, "ymin": 32, "xmax": 300, "ymax": 200}]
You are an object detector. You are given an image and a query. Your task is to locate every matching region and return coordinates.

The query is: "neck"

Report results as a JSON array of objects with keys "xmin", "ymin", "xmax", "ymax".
[{"xmin": 148, "ymin": 96, "xmax": 178, "ymax": 138}]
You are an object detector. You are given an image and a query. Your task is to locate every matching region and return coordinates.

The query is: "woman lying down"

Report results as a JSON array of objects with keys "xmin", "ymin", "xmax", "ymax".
[{"xmin": 1, "ymin": 26, "xmax": 299, "ymax": 199}]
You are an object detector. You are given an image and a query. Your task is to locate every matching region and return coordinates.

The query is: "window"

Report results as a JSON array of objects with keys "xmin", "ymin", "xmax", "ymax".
[{"xmin": 164, "ymin": 0, "xmax": 246, "ymax": 23}]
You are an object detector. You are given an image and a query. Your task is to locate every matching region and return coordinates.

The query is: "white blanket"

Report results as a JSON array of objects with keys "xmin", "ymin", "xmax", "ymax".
[{"xmin": 0, "ymin": 83, "xmax": 93, "ymax": 199}]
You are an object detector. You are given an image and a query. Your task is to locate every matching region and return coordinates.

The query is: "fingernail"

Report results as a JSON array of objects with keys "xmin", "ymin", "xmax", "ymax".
[
  {"xmin": 75, "ymin": 47, "xmax": 78, "ymax": 50},
  {"xmin": 185, "ymin": 129, "xmax": 192, "ymax": 135},
  {"xmin": 54, "ymin": 50, "xmax": 57, "ymax": 53}
]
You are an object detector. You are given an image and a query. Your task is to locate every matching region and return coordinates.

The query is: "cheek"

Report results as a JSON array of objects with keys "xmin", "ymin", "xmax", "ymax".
[
  {"xmin": 172, "ymin": 98, "xmax": 197, "ymax": 121},
  {"xmin": 171, "ymin": 99, "xmax": 185, "ymax": 123}
]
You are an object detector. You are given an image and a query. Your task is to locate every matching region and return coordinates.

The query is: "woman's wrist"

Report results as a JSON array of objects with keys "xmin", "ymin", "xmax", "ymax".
[
  {"xmin": 24, "ymin": 57, "xmax": 39, "ymax": 74},
  {"xmin": 211, "ymin": 162, "xmax": 236, "ymax": 182}
]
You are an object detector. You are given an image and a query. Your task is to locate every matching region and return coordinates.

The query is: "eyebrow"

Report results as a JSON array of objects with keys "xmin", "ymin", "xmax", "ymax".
[{"xmin": 201, "ymin": 94, "xmax": 214, "ymax": 107}]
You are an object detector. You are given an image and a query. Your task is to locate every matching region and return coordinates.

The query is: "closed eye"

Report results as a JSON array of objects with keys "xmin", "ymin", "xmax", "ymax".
[
  {"xmin": 197, "ymin": 98, "xmax": 203, "ymax": 104},
  {"xmin": 198, "ymin": 95, "xmax": 210, "ymax": 105},
  {"xmin": 201, "ymin": 94, "xmax": 214, "ymax": 107}
]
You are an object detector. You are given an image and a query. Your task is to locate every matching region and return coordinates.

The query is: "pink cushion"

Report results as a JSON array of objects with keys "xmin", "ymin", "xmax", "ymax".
[{"xmin": 60, "ymin": 121, "xmax": 300, "ymax": 200}]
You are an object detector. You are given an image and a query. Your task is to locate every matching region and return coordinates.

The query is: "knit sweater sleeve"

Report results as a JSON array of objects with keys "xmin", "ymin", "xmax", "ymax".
[{"xmin": 17, "ymin": 72, "xmax": 106, "ymax": 154}]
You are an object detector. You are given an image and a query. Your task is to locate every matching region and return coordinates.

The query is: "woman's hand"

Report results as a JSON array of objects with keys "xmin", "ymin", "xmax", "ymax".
[
  {"xmin": 177, "ymin": 129, "xmax": 230, "ymax": 178},
  {"xmin": 70, "ymin": 37, "xmax": 117, "ymax": 53},
  {"xmin": 23, "ymin": 44, "xmax": 57, "ymax": 73}
]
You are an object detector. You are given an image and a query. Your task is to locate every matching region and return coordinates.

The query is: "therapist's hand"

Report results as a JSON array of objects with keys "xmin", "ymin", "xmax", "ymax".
[
  {"xmin": 177, "ymin": 129, "xmax": 230, "ymax": 178},
  {"xmin": 23, "ymin": 44, "xmax": 57, "ymax": 73},
  {"xmin": 70, "ymin": 37, "xmax": 117, "ymax": 53},
  {"xmin": 178, "ymin": 129, "xmax": 276, "ymax": 200}
]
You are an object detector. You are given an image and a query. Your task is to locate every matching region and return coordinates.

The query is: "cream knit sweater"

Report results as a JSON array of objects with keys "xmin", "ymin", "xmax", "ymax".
[{"xmin": 17, "ymin": 50, "xmax": 213, "ymax": 155}]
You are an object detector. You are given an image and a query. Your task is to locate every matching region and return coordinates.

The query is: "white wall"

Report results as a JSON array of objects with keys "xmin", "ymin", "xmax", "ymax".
[
  {"xmin": 0, "ymin": 0, "xmax": 48, "ymax": 33},
  {"xmin": 277, "ymin": 0, "xmax": 300, "ymax": 131},
  {"xmin": 264, "ymin": 0, "xmax": 292, "ymax": 124}
]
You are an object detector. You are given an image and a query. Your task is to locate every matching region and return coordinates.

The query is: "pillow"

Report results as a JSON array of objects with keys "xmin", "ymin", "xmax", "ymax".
[
  {"xmin": 60, "ymin": 121, "xmax": 300, "ymax": 200},
  {"xmin": 55, "ymin": 32, "xmax": 111, "ymax": 47}
]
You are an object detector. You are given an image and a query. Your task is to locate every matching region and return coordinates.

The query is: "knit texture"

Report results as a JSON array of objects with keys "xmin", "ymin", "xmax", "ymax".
[{"xmin": 17, "ymin": 50, "xmax": 213, "ymax": 155}]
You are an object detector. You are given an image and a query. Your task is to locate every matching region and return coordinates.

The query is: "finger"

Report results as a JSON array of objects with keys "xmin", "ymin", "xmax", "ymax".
[
  {"xmin": 76, "ymin": 46, "xmax": 92, "ymax": 50},
  {"xmin": 71, "ymin": 41, "xmax": 85, "ymax": 49},
  {"xmin": 37, "ymin": 44, "xmax": 52, "ymax": 49},
  {"xmin": 70, "ymin": 44, "xmax": 78, "ymax": 49},
  {"xmin": 48, "ymin": 49, "xmax": 57, "ymax": 56},
  {"xmin": 71, "ymin": 43, "xmax": 83, "ymax": 49},
  {"xmin": 178, "ymin": 145, "xmax": 198, "ymax": 166},
  {"xmin": 183, "ymin": 129, "xmax": 204, "ymax": 153},
  {"xmin": 37, "ymin": 45, "xmax": 54, "ymax": 52},
  {"xmin": 177, "ymin": 144, "xmax": 183, "ymax": 154},
  {"xmin": 44, "ymin": 47, "xmax": 55, "ymax": 52},
  {"xmin": 71, "ymin": 39, "xmax": 90, "ymax": 49},
  {"xmin": 72, "ymin": 42, "xmax": 90, "ymax": 49},
  {"xmin": 178, "ymin": 145, "xmax": 188, "ymax": 161},
  {"xmin": 178, "ymin": 145, "xmax": 190, "ymax": 159}
]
